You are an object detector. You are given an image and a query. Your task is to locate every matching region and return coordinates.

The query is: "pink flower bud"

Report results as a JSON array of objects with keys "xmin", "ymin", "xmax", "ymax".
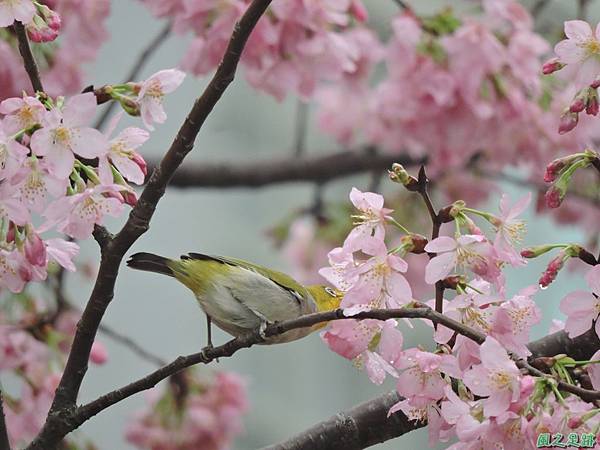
[
  {"xmin": 539, "ymin": 252, "xmax": 565, "ymax": 288},
  {"xmin": 568, "ymin": 416, "xmax": 583, "ymax": 429},
  {"xmin": 122, "ymin": 191, "xmax": 138, "ymax": 207},
  {"xmin": 591, "ymin": 77, "xmax": 600, "ymax": 89},
  {"xmin": 558, "ymin": 110, "xmax": 579, "ymax": 134},
  {"xmin": 6, "ymin": 222, "xmax": 15, "ymax": 243},
  {"xmin": 544, "ymin": 185, "xmax": 563, "ymax": 208},
  {"xmin": 542, "ymin": 58, "xmax": 565, "ymax": 75},
  {"xmin": 586, "ymin": 94, "xmax": 599, "ymax": 116},
  {"xmin": 24, "ymin": 232, "xmax": 47, "ymax": 267},
  {"xmin": 350, "ymin": 0, "xmax": 368, "ymax": 22},
  {"xmin": 520, "ymin": 249, "xmax": 535, "ymax": 258},
  {"xmin": 104, "ymin": 190, "xmax": 125, "ymax": 203},
  {"xmin": 18, "ymin": 264, "xmax": 32, "ymax": 282},
  {"xmin": 569, "ymin": 97, "xmax": 585, "ymax": 113},
  {"xmin": 132, "ymin": 153, "xmax": 148, "ymax": 177},
  {"xmin": 544, "ymin": 159, "xmax": 566, "ymax": 183},
  {"xmin": 90, "ymin": 341, "xmax": 108, "ymax": 365}
]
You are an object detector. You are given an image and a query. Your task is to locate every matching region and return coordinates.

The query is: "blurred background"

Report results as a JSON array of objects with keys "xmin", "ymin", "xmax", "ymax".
[{"xmin": 58, "ymin": 0, "xmax": 600, "ymax": 448}]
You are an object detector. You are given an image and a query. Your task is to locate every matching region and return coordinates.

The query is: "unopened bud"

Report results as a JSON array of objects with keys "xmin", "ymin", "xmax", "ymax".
[
  {"xmin": 24, "ymin": 232, "xmax": 46, "ymax": 267},
  {"xmin": 558, "ymin": 110, "xmax": 579, "ymax": 135},
  {"xmin": 122, "ymin": 191, "xmax": 138, "ymax": 207},
  {"xmin": 568, "ymin": 416, "xmax": 583, "ymax": 429},
  {"xmin": 131, "ymin": 153, "xmax": 148, "ymax": 177},
  {"xmin": 544, "ymin": 185, "xmax": 564, "ymax": 208},
  {"xmin": 544, "ymin": 158, "xmax": 568, "ymax": 183},
  {"xmin": 542, "ymin": 58, "xmax": 565, "ymax": 75},
  {"xmin": 539, "ymin": 251, "xmax": 567, "ymax": 288},
  {"xmin": 402, "ymin": 233, "xmax": 428, "ymax": 254},
  {"xmin": 120, "ymin": 97, "xmax": 141, "ymax": 116},
  {"xmin": 388, "ymin": 163, "xmax": 418, "ymax": 190},
  {"xmin": 586, "ymin": 89, "xmax": 599, "ymax": 116},
  {"xmin": 349, "ymin": 0, "xmax": 368, "ymax": 22},
  {"xmin": 520, "ymin": 244, "xmax": 559, "ymax": 259}
]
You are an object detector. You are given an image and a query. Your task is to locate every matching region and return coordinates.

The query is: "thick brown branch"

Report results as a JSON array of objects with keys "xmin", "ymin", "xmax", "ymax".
[
  {"xmin": 261, "ymin": 324, "xmax": 600, "ymax": 450},
  {"xmin": 150, "ymin": 150, "xmax": 424, "ymax": 189},
  {"xmin": 262, "ymin": 391, "xmax": 419, "ymax": 450},
  {"xmin": 0, "ymin": 389, "xmax": 10, "ymax": 450},
  {"xmin": 26, "ymin": 2, "xmax": 273, "ymax": 449},
  {"xmin": 13, "ymin": 21, "xmax": 43, "ymax": 93},
  {"xmin": 94, "ymin": 22, "xmax": 171, "ymax": 130}
]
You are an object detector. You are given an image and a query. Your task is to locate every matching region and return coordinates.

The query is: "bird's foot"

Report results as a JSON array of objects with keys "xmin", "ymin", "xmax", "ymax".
[
  {"xmin": 258, "ymin": 320, "xmax": 276, "ymax": 341},
  {"xmin": 200, "ymin": 344, "xmax": 219, "ymax": 363}
]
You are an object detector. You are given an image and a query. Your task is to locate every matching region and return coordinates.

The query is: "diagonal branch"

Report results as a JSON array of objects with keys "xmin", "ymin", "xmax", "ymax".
[
  {"xmin": 26, "ymin": 1, "xmax": 274, "ymax": 449},
  {"xmin": 0, "ymin": 389, "xmax": 10, "ymax": 450},
  {"xmin": 94, "ymin": 21, "xmax": 171, "ymax": 130},
  {"xmin": 262, "ymin": 391, "xmax": 418, "ymax": 450},
  {"xmin": 13, "ymin": 21, "xmax": 43, "ymax": 93}
]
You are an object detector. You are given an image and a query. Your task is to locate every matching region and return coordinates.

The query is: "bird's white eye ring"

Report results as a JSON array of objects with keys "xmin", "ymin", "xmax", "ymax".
[{"xmin": 325, "ymin": 287, "xmax": 336, "ymax": 297}]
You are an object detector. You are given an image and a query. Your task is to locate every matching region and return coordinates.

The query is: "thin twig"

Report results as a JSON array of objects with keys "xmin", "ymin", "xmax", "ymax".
[
  {"xmin": 26, "ymin": 2, "xmax": 274, "ymax": 448},
  {"xmin": 415, "ymin": 166, "xmax": 444, "ymax": 315},
  {"xmin": 13, "ymin": 21, "xmax": 43, "ymax": 93},
  {"xmin": 98, "ymin": 323, "xmax": 167, "ymax": 367},
  {"xmin": 93, "ymin": 22, "xmax": 171, "ymax": 130},
  {"xmin": 50, "ymin": 305, "xmax": 600, "ymax": 439},
  {"xmin": 578, "ymin": 0, "xmax": 590, "ymax": 20},
  {"xmin": 0, "ymin": 389, "xmax": 10, "ymax": 450},
  {"xmin": 293, "ymin": 100, "xmax": 309, "ymax": 157}
]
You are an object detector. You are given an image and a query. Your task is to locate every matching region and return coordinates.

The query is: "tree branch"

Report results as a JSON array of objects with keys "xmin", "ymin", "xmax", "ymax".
[
  {"xmin": 149, "ymin": 149, "xmax": 424, "ymax": 189},
  {"xmin": 0, "ymin": 389, "xmax": 10, "ymax": 450},
  {"xmin": 26, "ymin": 1, "xmax": 274, "ymax": 448},
  {"xmin": 94, "ymin": 21, "xmax": 171, "ymax": 130},
  {"xmin": 260, "ymin": 324, "xmax": 600, "ymax": 450},
  {"xmin": 262, "ymin": 391, "xmax": 419, "ymax": 450},
  {"xmin": 30, "ymin": 305, "xmax": 600, "ymax": 443},
  {"xmin": 13, "ymin": 21, "xmax": 43, "ymax": 93}
]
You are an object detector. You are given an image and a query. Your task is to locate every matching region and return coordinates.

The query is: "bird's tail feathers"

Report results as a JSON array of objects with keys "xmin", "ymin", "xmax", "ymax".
[{"xmin": 127, "ymin": 252, "xmax": 174, "ymax": 277}]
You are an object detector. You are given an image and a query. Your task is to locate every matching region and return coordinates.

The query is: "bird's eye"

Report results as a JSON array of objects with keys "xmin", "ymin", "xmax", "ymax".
[{"xmin": 325, "ymin": 287, "xmax": 336, "ymax": 297}]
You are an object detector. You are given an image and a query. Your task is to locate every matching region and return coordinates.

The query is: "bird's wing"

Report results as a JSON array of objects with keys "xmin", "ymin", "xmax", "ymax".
[
  {"xmin": 182, "ymin": 253, "xmax": 310, "ymax": 322},
  {"xmin": 184, "ymin": 252, "xmax": 309, "ymax": 300}
]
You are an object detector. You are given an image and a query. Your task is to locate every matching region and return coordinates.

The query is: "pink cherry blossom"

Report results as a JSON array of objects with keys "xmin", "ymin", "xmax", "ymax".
[
  {"xmin": 441, "ymin": 386, "xmax": 490, "ymax": 443},
  {"xmin": 395, "ymin": 349, "xmax": 461, "ymax": 408},
  {"xmin": 42, "ymin": 184, "xmax": 125, "ymax": 239},
  {"xmin": 0, "ymin": 124, "xmax": 29, "ymax": 181},
  {"xmin": 30, "ymin": 93, "xmax": 108, "ymax": 178},
  {"xmin": 463, "ymin": 337, "xmax": 521, "ymax": 417},
  {"xmin": 554, "ymin": 20, "xmax": 600, "ymax": 88},
  {"xmin": 137, "ymin": 68, "xmax": 186, "ymax": 130},
  {"xmin": 0, "ymin": 0, "xmax": 35, "ymax": 28},
  {"xmin": 10, "ymin": 156, "xmax": 69, "ymax": 213},
  {"xmin": 341, "ymin": 238, "xmax": 412, "ymax": 312},
  {"xmin": 586, "ymin": 349, "xmax": 600, "ymax": 390},
  {"xmin": 99, "ymin": 113, "xmax": 149, "ymax": 185},
  {"xmin": 424, "ymin": 235, "xmax": 500, "ymax": 285},
  {"xmin": 559, "ymin": 265, "xmax": 600, "ymax": 338},
  {"xmin": 0, "ymin": 95, "xmax": 45, "ymax": 133},
  {"xmin": 490, "ymin": 193, "xmax": 530, "ymax": 266},
  {"xmin": 343, "ymin": 187, "xmax": 392, "ymax": 252}
]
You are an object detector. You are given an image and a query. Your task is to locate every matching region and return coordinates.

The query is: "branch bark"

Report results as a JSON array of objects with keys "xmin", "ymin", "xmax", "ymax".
[
  {"xmin": 26, "ymin": 1, "xmax": 273, "ymax": 448},
  {"xmin": 150, "ymin": 149, "xmax": 424, "ymax": 189},
  {"xmin": 0, "ymin": 389, "xmax": 10, "ymax": 450},
  {"xmin": 13, "ymin": 21, "xmax": 43, "ymax": 93},
  {"xmin": 262, "ymin": 391, "xmax": 419, "ymax": 450}
]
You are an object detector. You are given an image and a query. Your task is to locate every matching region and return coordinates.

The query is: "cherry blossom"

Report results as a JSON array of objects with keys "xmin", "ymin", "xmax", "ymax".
[
  {"xmin": 30, "ymin": 93, "xmax": 108, "ymax": 178},
  {"xmin": 136, "ymin": 69, "xmax": 186, "ymax": 130},
  {"xmin": 554, "ymin": 20, "xmax": 600, "ymax": 88},
  {"xmin": 0, "ymin": 0, "xmax": 35, "ymax": 28},
  {"xmin": 559, "ymin": 265, "xmax": 600, "ymax": 338}
]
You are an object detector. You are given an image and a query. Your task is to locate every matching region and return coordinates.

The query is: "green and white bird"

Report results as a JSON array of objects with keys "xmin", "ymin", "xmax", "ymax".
[{"xmin": 126, "ymin": 252, "xmax": 342, "ymax": 345}]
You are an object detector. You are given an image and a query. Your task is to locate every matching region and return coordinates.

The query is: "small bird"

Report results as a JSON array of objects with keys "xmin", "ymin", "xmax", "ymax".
[{"xmin": 126, "ymin": 252, "xmax": 342, "ymax": 346}]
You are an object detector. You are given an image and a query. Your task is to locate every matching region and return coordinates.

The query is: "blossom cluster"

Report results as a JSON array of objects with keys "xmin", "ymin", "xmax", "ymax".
[
  {"xmin": 140, "ymin": 0, "xmax": 369, "ymax": 101},
  {"xmin": 0, "ymin": 68, "xmax": 185, "ymax": 294},
  {"xmin": 0, "ymin": 0, "xmax": 110, "ymax": 98},
  {"xmin": 317, "ymin": 182, "xmax": 600, "ymax": 449},
  {"xmin": 0, "ymin": 290, "xmax": 107, "ymax": 448},
  {"xmin": 125, "ymin": 369, "xmax": 248, "ymax": 450}
]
